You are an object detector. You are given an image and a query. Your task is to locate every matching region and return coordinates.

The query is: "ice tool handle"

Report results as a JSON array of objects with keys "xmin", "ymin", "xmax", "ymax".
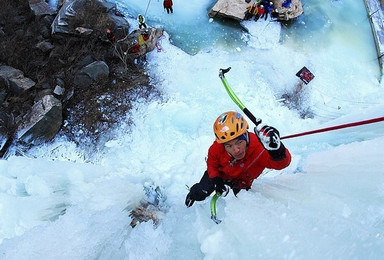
[
  {"xmin": 219, "ymin": 67, "xmax": 262, "ymax": 127},
  {"xmin": 210, "ymin": 192, "xmax": 222, "ymax": 224}
]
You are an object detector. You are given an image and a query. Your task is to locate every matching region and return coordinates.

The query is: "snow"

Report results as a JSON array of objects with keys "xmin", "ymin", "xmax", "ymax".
[{"xmin": 1, "ymin": 0, "xmax": 384, "ymax": 259}]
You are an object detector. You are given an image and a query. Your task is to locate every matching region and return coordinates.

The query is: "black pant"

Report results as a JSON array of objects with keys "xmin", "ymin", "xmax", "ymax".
[
  {"xmin": 264, "ymin": 12, "xmax": 269, "ymax": 20},
  {"xmin": 166, "ymin": 7, "xmax": 173, "ymax": 14},
  {"xmin": 244, "ymin": 12, "xmax": 253, "ymax": 20},
  {"xmin": 189, "ymin": 171, "xmax": 242, "ymax": 201}
]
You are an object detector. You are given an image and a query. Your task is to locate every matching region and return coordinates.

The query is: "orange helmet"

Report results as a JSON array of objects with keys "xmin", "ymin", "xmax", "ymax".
[{"xmin": 213, "ymin": 111, "xmax": 249, "ymax": 143}]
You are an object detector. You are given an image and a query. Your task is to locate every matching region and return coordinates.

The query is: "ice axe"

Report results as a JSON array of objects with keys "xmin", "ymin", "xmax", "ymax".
[
  {"xmin": 219, "ymin": 67, "xmax": 262, "ymax": 127},
  {"xmin": 210, "ymin": 186, "xmax": 230, "ymax": 224},
  {"xmin": 219, "ymin": 68, "xmax": 384, "ymax": 140},
  {"xmin": 210, "ymin": 192, "xmax": 222, "ymax": 224}
]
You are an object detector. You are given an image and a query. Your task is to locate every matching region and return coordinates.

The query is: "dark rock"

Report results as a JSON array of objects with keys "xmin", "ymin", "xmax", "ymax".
[
  {"xmin": 76, "ymin": 55, "xmax": 95, "ymax": 68},
  {"xmin": 0, "ymin": 88, "xmax": 6, "ymax": 106},
  {"xmin": 36, "ymin": 40, "xmax": 55, "ymax": 53},
  {"xmin": 9, "ymin": 76, "xmax": 36, "ymax": 95},
  {"xmin": 55, "ymin": 77, "xmax": 65, "ymax": 87},
  {"xmin": 17, "ymin": 95, "xmax": 62, "ymax": 144},
  {"xmin": 0, "ymin": 111, "xmax": 15, "ymax": 157},
  {"xmin": 53, "ymin": 85, "xmax": 65, "ymax": 96},
  {"xmin": 35, "ymin": 89, "xmax": 53, "ymax": 101},
  {"xmin": 62, "ymin": 87, "xmax": 74, "ymax": 103},
  {"xmin": 73, "ymin": 61, "xmax": 109, "ymax": 88},
  {"xmin": 0, "ymin": 65, "xmax": 35, "ymax": 95}
]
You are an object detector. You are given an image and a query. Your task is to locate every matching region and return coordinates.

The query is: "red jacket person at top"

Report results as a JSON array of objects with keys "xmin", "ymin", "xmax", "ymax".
[
  {"xmin": 163, "ymin": 0, "xmax": 173, "ymax": 14},
  {"xmin": 185, "ymin": 111, "xmax": 291, "ymax": 207}
]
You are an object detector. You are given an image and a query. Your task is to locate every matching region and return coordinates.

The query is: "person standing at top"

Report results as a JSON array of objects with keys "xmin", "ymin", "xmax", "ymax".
[
  {"xmin": 244, "ymin": 2, "xmax": 256, "ymax": 21},
  {"xmin": 163, "ymin": 0, "xmax": 173, "ymax": 14},
  {"xmin": 264, "ymin": 1, "xmax": 274, "ymax": 20},
  {"xmin": 185, "ymin": 111, "xmax": 291, "ymax": 207},
  {"xmin": 253, "ymin": 3, "xmax": 261, "ymax": 21},
  {"xmin": 257, "ymin": 5, "xmax": 265, "ymax": 21},
  {"xmin": 137, "ymin": 14, "xmax": 147, "ymax": 29},
  {"xmin": 282, "ymin": 0, "xmax": 292, "ymax": 8},
  {"xmin": 271, "ymin": 8, "xmax": 280, "ymax": 20}
]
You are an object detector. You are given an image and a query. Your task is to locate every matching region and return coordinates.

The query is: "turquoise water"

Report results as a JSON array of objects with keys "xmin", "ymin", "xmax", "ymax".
[
  {"xmin": 281, "ymin": 0, "xmax": 376, "ymax": 54},
  {"xmin": 114, "ymin": 0, "xmax": 248, "ymax": 54},
  {"xmin": 115, "ymin": 0, "xmax": 378, "ymax": 74}
]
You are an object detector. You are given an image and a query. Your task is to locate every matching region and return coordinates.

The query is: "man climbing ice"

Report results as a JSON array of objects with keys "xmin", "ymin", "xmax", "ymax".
[{"xmin": 185, "ymin": 111, "xmax": 291, "ymax": 207}]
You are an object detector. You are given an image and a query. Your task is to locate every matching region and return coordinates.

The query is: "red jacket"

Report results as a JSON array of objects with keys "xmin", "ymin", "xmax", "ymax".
[
  {"xmin": 207, "ymin": 132, "xmax": 291, "ymax": 189},
  {"xmin": 258, "ymin": 6, "xmax": 265, "ymax": 15},
  {"xmin": 164, "ymin": 0, "xmax": 173, "ymax": 8}
]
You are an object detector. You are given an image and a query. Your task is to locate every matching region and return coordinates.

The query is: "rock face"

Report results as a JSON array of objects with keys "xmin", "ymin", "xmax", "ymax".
[
  {"xmin": 0, "ymin": 0, "xmax": 161, "ymax": 157},
  {"xmin": 209, "ymin": 0, "xmax": 303, "ymax": 21}
]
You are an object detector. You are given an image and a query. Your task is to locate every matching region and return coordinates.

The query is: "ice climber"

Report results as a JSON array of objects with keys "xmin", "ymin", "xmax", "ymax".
[
  {"xmin": 137, "ymin": 14, "xmax": 147, "ymax": 29},
  {"xmin": 185, "ymin": 111, "xmax": 291, "ymax": 207}
]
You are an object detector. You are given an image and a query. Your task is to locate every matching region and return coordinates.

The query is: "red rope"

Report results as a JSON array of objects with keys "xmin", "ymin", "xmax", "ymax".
[{"xmin": 281, "ymin": 116, "xmax": 384, "ymax": 140}]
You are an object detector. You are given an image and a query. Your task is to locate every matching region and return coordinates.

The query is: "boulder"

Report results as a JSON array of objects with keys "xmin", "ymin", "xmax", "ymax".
[
  {"xmin": 53, "ymin": 85, "xmax": 65, "ymax": 96},
  {"xmin": 209, "ymin": 0, "xmax": 303, "ymax": 21},
  {"xmin": 209, "ymin": 0, "xmax": 249, "ymax": 21},
  {"xmin": 35, "ymin": 40, "xmax": 55, "ymax": 53},
  {"xmin": 0, "ymin": 65, "xmax": 35, "ymax": 95},
  {"xmin": 8, "ymin": 77, "xmax": 36, "ymax": 95},
  {"xmin": 51, "ymin": 0, "xmax": 129, "ymax": 39},
  {"xmin": 0, "ymin": 65, "xmax": 24, "ymax": 81},
  {"xmin": 274, "ymin": 0, "xmax": 303, "ymax": 21},
  {"xmin": 73, "ymin": 61, "xmax": 109, "ymax": 88},
  {"xmin": 28, "ymin": 0, "xmax": 57, "ymax": 16},
  {"xmin": 0, "ymin": 112, "xmax": 15, "ymax": 156},
  {"xmin": 17, "ymin": 95, "xmax": 63, "ymax": 144}
]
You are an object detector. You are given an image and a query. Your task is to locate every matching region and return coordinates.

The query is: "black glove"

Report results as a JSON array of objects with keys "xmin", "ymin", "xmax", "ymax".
[
  {"xmin": 255, "ymin": 125, "xmax": 287, "ymax": 161},
  {"xmin": 185, "ymin": 192, "xmax": 195, "ymax": 207},
  {"xmin": 254, "ymin": 125, "xmax": 281, "ymax": 150},
  {"xmin": 185, "ymin": 183, "xmax": 209, "ymax": 207},
  {"xmin": 211, "ymin": 177, "xmax": 226, "ymax": 194}
]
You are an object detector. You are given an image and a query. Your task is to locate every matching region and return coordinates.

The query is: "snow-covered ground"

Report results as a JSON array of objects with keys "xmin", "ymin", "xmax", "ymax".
[{"xmin": 1, "ymin": 0, "xmax": 383, "ymax": 259}]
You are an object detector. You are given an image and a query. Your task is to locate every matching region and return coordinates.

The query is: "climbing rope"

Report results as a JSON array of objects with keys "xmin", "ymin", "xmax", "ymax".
[
  {"xmin": 281, "ymin": 116, "xmax": 384, "ymax": 140},
  {"xmin": 144, "ymin": 0, "xmax": 152, "ymax": 17}
]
